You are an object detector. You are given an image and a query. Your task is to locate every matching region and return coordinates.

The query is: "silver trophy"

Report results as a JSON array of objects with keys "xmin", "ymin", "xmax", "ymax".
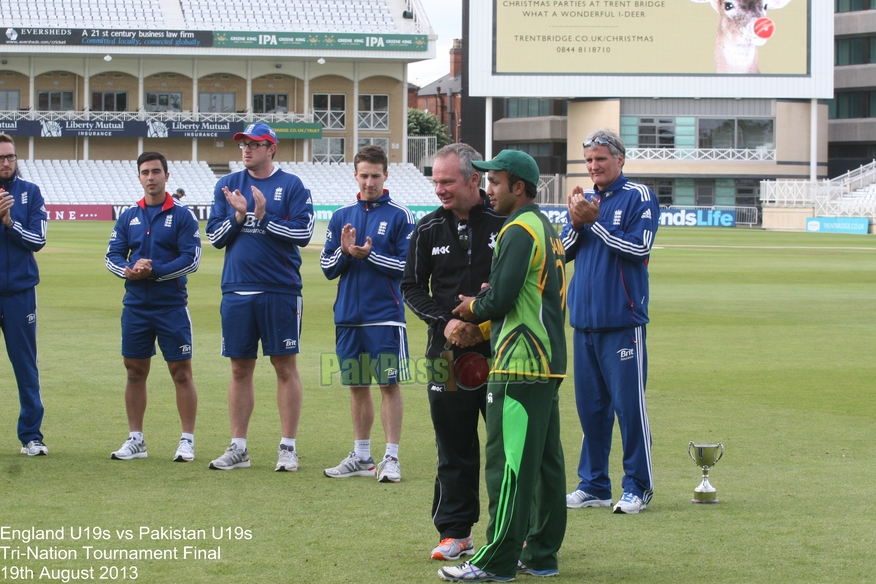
[{"xmin": 688, "ymin": 442, "xmax": 724, "ymax": 504}]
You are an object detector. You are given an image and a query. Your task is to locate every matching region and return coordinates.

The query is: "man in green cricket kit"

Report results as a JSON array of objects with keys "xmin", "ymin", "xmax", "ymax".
[{"xmin": 441, "ymin": 150, "xmax": 567, "ymax": 582}]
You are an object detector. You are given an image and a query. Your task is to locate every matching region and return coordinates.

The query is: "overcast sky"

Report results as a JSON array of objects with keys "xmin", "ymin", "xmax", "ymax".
[{"xmin": 407, "ymin": 0, "xmax": 462, "ymax": 88}]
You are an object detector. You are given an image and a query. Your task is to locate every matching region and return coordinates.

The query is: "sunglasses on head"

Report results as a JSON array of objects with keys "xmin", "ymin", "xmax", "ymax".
[{"xmin": 583, "ymin": 136, "xmax": 622, "ymax": 152}]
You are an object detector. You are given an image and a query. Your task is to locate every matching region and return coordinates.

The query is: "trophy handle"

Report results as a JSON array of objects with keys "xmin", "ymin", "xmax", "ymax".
[
  {"xmin": 713, "ymin": 443, "xmax": 724, "ymax": 466},
  {"xmin": 688, "ymin": 441, "xmax": 696, "ymax": 464}
]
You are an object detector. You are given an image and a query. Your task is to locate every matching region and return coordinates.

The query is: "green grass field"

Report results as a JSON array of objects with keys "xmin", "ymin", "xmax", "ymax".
[{"xmin": 1, "ymin": 223, "xmax": 875, "ymax": 583}]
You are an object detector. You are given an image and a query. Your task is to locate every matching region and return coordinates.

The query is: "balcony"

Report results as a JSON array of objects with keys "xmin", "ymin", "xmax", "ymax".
[
  {"xmin": 626, "ymin": 147, "xmax": 775, "ymax": 162},
  {"xmin": 0, "ymin": 109, "xmax": 314, "ymax": 124}
]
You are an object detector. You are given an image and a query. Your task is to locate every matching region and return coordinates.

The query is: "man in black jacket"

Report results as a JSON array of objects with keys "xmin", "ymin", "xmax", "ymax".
[{"xmin": 401, "ymin": 143, "xmax": 506, "ymax": 561}]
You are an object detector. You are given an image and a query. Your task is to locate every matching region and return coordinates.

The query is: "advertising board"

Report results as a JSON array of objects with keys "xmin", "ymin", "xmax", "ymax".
[
  {"xmin": 470, "ymin": 1, "xmax": 832, "ymax": 99},
  {"xmin": 805, "ymin": 217, "xmax": 870, "ymax": 235}
]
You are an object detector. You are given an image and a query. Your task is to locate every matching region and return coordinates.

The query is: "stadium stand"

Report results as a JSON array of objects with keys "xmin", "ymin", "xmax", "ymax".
[
  {"xmin": 228, "ymin": 161, "xmax": 437, "ymax": 206},
  {"xmin": 4, "ymin": 0, "xmax": 436, "ymax": 211},
  {"xmin": 6, "ymin": 0, "xmax": 398, "ymax": 32},
  {"xmin": 5, "ymin": 0, "xmax": 166, "ymax": 28},
  {"xmin": 18, "ymin": 159, "xmax": 217, "ymax": 206},
  {"xmin": 18, "ymin": 160, "xmax": 437, "ymax": 208},
  {"xmin": 180, "ymin": 0, "xmax": 397, "ymax": 33}
]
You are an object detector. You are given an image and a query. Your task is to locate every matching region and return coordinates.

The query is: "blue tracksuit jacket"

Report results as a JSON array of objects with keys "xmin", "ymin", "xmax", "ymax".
[
  {"xmin": 206, "ymin": 168, "xmax": 314, "ymax": 295},
  {"xmin": 0, "ymin": 174, "xmax": 46, "ymax": 294},
  {"xmin": 320, "ymin": 191, "xmax": 415, "ymax": 325},
  {"xmin": 0, "ymin": 173, "xmax": 46, "ymax": 444},
  {"xmin": 560, "ymin": 173, "xmax": 659, "ymax": 331},
  {"xmin": 105, "ymin": 194, "xmax": 201, "ymax": 307}
]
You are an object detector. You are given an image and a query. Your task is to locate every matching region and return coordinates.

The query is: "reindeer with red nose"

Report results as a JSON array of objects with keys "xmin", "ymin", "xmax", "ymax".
[{"xmin": 692, "ymin": 0, "xmax": 793, "ymax": 74}]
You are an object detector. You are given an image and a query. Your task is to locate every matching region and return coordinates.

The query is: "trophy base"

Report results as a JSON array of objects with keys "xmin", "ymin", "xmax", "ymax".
[{"xmin": 691, "ymin": 492, "xmax": 720, "ymax": 504}]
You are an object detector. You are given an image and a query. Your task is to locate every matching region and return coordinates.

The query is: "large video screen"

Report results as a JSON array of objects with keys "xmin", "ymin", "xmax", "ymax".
[
  {"xmin": 495, "ymin": 0, "xmax": 807, "ymax": 75},
  {"xmin": 470, "ymin": 1, "xmax": 831, "ymax": 99}
]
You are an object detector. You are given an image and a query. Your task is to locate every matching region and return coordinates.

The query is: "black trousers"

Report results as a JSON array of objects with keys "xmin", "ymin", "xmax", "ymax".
[{"xmin": 428, "ymin": 356, "xmax": 488, "ymax": 540}]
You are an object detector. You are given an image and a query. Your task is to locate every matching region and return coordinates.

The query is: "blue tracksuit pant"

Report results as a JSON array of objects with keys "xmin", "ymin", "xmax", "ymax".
[
  {"xmin": 1, "ymin": 288, "xmax": 43, "ymax": 445},
  {"xmin": 573, "ymin": 326, "xmax": 653, "ymax": 502}
]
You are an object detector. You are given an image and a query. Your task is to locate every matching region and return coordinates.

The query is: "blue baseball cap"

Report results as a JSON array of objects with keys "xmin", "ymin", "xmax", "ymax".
[{"xmin": 234, "ymin": 122, "xmax": 277, "ymax": 144}]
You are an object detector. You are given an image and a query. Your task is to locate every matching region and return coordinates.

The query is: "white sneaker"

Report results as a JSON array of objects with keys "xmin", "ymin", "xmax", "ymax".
[
  {"xmin": 431, "ymin": 534, "xmax": 474, "ymax": 561},
  {"xmin": 111, "ymin": 438, "xmax": 147, "ymax": 460},
  {"xmin": 613, "ymin": 492, "xmax": 647, "ymax": 514},
  {"xmin": 21, "ymin": 440, "xmax": 48, "ymax": 456},
  {"xmin": 566, "ymin": 490, "xmax": 612, "ymax": 509},
  {"xmin": 275, "ymin": 445, "xmax": 299, "ymax": 472},
  {"xmin": 208, "ymin": 444, "xmax": 250, "ymax": 470},
  {"xmin": 377, "ymin": 455, "xmax": 401, "ymax": 483},
  {"xmin": 323, "ymin": 452, "xmax": 375, "ymax": 478},
  {"xmin": 438, "ymin": 561, "xmax": 513, "ymax": 582},
  {"xmin": 173, "ymin": 438, "xmax": 195, "ymax": 462}
]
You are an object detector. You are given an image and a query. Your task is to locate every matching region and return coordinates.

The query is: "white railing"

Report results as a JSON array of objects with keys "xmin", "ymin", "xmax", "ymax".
[
  {"xmin": 404, "ymin": 0, "xmax": 434, "ymax": 34},
  {"xmin": 313, "ymin": 110, "xmax": 345, "ymax": 130},
  {"xmin": 627, "ymin": 147, "xmax": 775, "ymax": 162},
  {"xmin": 760, "ymin": 180, "xmax": 822, "ymax": 207},
  {"xmin": 408, "ymin": 134, "xmax": 437, "ymax": 173},
  {"xmin": 829, "ymin": 159, "xmax": 876, "ymax": 189},
  {"xmin": 816, "ymin": 189, "xmax": 876, "ymax": 217},
  {"xmin": 760, "ymin": 179, "xmax": 876, "ymax": 218},
  {"xmin": 536, "ymin": 174, "xmax": 566, "ymax": 206},
  {"xmin": 0, "ymin": 109, "xmax": 314, "ymax": 123},
  {"xmin": 358, "ymin": 111, "xmax": 389, "ymax": 130}
]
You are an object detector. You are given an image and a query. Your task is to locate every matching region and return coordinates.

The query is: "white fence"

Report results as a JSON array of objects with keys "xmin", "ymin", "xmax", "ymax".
[
  {"xmin": 627, "ymin": 147, "xmax": 775, "ymax": 162},
  {"xmin": 0, "ymin": 109, "xmax": 313, "ymax": 123},
  {"xmin": 535, "ymin": 174, "xmax": 566, "ymax": 206},
  {"xmin": 828, "ymin": 159, "xmax": 876, "ymax": 190},
  {"xmin": 407, "ymin": 135, "xmax": 437, "ymax": 174},
  {"xmin": 760, "ymin": 164, "xmax": 876, "ymax": 219}
]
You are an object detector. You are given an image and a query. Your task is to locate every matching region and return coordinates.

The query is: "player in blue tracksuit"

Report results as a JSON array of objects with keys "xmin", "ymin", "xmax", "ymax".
[
  {"xmin": 105, "ymin": 151, "xmax": 201, "ymax": 463},
  {"xmin": 320, "ymin": 145, "xmax": 415, "ymax": 483},
  {"xmin": 561, "ymin": 129, "xmax": 659, "ymax": 515},
  {"xmin": 205, "ymin": 123, "xmax": 314, "ymax": 473},
  {"xmin": 0, "ymin": 134, "xmax": 48, "ymax": 456}
]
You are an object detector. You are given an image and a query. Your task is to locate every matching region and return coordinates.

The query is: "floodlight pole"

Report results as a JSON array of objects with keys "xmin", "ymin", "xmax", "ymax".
[
  {"xmin": 810, "ymin": 98, "xmax": 817, "ymax": 182},
  {"xmin": 484, "ymin": 97, "xmax": 493, "ymax": 160}
]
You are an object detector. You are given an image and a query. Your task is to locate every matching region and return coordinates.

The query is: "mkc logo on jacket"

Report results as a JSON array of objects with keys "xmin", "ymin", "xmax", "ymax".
[
  {"xmin": 378, "ymin": 221, "xmax": 387, "ymax": 236},
  {"xmin": 21, "ymin": 191, "xmax": 28, "ymax": 205},
  {"xmin": 164, "ymin": 215, "xmax": 173, "ymax": 228},
  {"xmin": 274, "ymin": 188, "xmax": 283, "ymax": 201},
  {"xmin": 618, "ymin": 348, "xmax": 635, "ymax": 361},
  {"xmin": 284, "ymin": 339, "xmax": 297, "ymax": 349},
  {"xmin": 613, "ymin": 210, "xmax": 623, "ymax": 226},
  {"xmin": 432, "ymin": 246, "xmax": 450, "ymax": 255}
]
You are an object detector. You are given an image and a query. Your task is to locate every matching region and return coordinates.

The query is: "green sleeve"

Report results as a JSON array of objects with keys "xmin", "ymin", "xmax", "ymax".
[{"xmin": 473, "ymin": 224, "xmax": 533, "ymax": 320}]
